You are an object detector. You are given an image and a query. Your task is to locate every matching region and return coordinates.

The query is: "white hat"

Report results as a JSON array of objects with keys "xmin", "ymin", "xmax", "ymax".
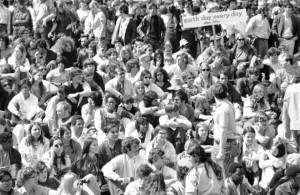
[{"xmin": 179, "ymin": 39, "xmax": 189, "ymax": 47}]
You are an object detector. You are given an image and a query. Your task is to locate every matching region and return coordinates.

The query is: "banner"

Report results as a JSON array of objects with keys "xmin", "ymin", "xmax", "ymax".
[{"xmin": 182, "ymin": 9, "xmax": 247, "ymax": 29}]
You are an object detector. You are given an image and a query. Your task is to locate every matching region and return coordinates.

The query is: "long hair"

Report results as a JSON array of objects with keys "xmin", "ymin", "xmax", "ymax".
[
  {"xmin": 53, "ymin": 37, "xmax": 76, "ymax": 55},
  {"xmin": 82, "ymin": 137, "xmax": 98, "ymax": 155},
  {"xmin": 187, "ymin": 144, "xmax": 223, "ymax": 180},
  {"xmin": 59, "ymin": 125, "xmax": 75, "ymax": 154},
  {"xmin": 26, "ymin": 122, "xmax": 45, "ymax": 147},
  {"xmin": 144, "ymin": 172, "xmax": 166, "ymax": 195},
  {"xmin": 50, "ymin": 136, "xmax": 67, "ymax": 166},
  {"xmin": 30, "ymin": 69, "xmax": 45, "ymax": 99}
]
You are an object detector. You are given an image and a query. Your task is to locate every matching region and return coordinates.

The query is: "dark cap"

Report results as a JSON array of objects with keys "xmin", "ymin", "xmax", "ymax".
[
  {"xmin": 0, "ymin": 132, "xmax": 12, "ymax": 143},
  {"xmin": 286, "ymin": 165, "xmax": 300, "ymax": 178}
]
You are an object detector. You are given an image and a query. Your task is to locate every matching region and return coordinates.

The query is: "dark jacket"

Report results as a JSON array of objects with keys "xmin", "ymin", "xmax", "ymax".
[
  {"xmin": 137, "ymin": 14, "xmax": 166, "ymax": 40},
  {"xmin": 45, "ymin": 49, "xmax": 57, "ymax": 65},
  {"xmin": 272, "ymin": 14, "xmax": 299, "ymax": 38},
  {"xmin": 124, "ymin": 18, "xmax": 138, "ymax": 45}
]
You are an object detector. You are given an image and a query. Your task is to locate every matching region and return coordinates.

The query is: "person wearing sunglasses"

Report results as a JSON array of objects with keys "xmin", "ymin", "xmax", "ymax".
[{"xmin": 42, "ymin": 136, "xmax": 71, "ymax": 179}]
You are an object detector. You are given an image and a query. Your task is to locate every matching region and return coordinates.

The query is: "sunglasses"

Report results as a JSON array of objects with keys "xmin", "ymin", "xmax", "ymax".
[
  {"xmin": 202, "ymin": 69, "xmax": 210, "ymax": 71},
  {"xmin": 187, "ymin": 77, "xmax": 195, "ymax": 79},
  {"xmin": 54, "ymin": 143, "xmax": 63, "ymax": 148},
  {"xmin": 237, "ymin": 39, "xmax": 245, "ymax": 41},
  {"xmin": 39, "ymin": 68, "xmax": 46, "ymax": 71},
  {"xmin": 144, "ymin": 76, "xmax": 150, "ymax": 79}
]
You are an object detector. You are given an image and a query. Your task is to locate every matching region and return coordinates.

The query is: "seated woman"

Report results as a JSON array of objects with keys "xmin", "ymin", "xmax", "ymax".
[
  {"xmin": 125, "ymin": 58, "xmax": 141, "ymax": 85},
  {"xmin": 18, "ymin": 122, "xmax": 50, "ymax": 167},
  {"xmin": 46, "ymin": 56, "xmax": 70, "ymax": 87},
  {"xmin": 146, "ymin": 126, "xmax": 177, "ymax": 167},
  {"xmin": 59, "ymin": 125, "xmax": 82, "ymax": 162},
  {"xmin": 259, "ymin": 142, "xmax": 287, "ymax": 189},
  {"xmin": 153, "ymin": 67, "xmax": 171, "ymax": 93},
  {"xmin": 240, "ymin": 127, "xmax": 265, "ymax": 186},
  {"xmin": 252, "ymin": 111, "xmax": 276, "ymax": 149},
  {"xmin": 8, "ymin": 44, "xmax": 30, "ymax": 75},
  {"xmin": 194, "ymin": 62, "xmax": 218, "ymax": 93},
  {"xmin": 143, "ymin": 172, "xmax": 167, "ymax": 195},
  {"xmin": 71, "ymin": 137, "xmax": 106, "ymax": 191},
  {"xmin": 125, "ymin": 117, "xmax": 154, "ymax": 152},
  {"xmin": 34, "ymin": 161, "xmax": 60, "ymax": 190},
  {"xmin": 118, "ymin": 96, "xmax": 141, "ymax": 128},
  {"xmin": 194, "ymin": 122, "xmax": 214, "ymax": 155},
  {"xmin": 42, "ymin": 136, "xmax": 71, "ymax": 179},
  {"xmin": 64, "ymin": 68, "xmax": 91, "ymax": 115},
  {"xmin": 243, "ymin": 84, "xmax": 277, "ymax": 123},
  {"xmin": 133, "ymin": 81, "xmax": 145, "ymax": 108}
]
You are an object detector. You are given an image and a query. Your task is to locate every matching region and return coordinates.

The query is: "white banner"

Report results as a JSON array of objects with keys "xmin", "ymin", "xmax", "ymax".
[{"xmin": 182, "ymin": 9, "xmax": 248, "ymax": 29}]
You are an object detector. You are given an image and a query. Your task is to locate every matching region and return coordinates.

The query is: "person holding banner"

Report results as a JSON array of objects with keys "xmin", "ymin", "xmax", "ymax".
[{"xmin": 245, "ymin": 6, "xmax": 271, "ymax": 58}]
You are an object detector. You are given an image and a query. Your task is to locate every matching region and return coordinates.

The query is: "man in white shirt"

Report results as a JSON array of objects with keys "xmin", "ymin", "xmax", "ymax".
[
  {"xmin": 245, "ymin": 6, "xmax": 271, "ymax": 58},
  {"xmin": 103, "ymin": 137, "xmax": 149, "ymax": 195},
  {"xmin": 70, "ymin": 115, "xmax": 87, "ymax": 148}
]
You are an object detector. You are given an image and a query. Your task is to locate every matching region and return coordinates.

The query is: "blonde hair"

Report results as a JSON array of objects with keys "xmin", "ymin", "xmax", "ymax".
[
  {"xmin": 60, "ymin": 172, "xmax": 78, "ymax": 194},
  {"xmin": 134, "ymin": 81, "xmax": 145, "ymax": 96}
]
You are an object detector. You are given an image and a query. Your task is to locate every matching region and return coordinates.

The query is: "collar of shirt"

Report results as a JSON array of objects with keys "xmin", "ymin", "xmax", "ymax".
[{"xmin": 17, "ymin": 186, "xmax": 31, "ymax": 195}]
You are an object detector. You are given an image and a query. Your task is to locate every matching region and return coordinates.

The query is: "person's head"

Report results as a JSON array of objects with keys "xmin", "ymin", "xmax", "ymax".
[
  {"xmin": 153, "ymin": 67, "xmax": 169, "ymax": 84},
  {"xmin": 154, "ymin": 125, "xmax": 167, "ymax": 142},
  {"xmin": 179, "ymin": 39, "xmax": 190, "ymax": 52},
  {"xmin": 135, "ymin": 117, "xmax": 149, "ymax": 135},
  {"xmin": 284, "ymin": 3, "xmax": 293, "ymax": 15},
  {"xmin": 27, "ymin": 122, "xmax": 43, "ymax": 142},
  {"xmin": 97, "ymin": 42, "xmax": 107, "ymax": 57},
  {"xmin": 146, "ymin": 172, "xmax": 166, "ymax": 193},
  {"xmin": 200, "ymin": 62, "xmax": 211, "ymax": 76},
  {"xmin": 254, "ymin": 111, "xmax": 268, "ymax": 128},
  {"xmin": 176, "ymin": 51, "xmax": 189, "ymax": 66},
  {"xmin": 82, "ymin": 137, "xmax": 98, "ymax": 155},
  {"xmin": 270, "ymin": 143, "xmax": 286, "ymax": 158},
  {"xmin": 281, "ymin": 54, "xmax": 294, "ymax": 70},
  {"xmin": 266, "ymin": 47, "xmax": 280, "ymax": 61},
  {"xmin": 87, "ymin": 42, "xmax": 97, "ymax": 57},
  {"xmin": 103, "ymin": 123, "xmax": 120, "ymax": 142},
  {"xmin": 34, "ymin": 161, "xmax": 49, "ymax": 183},
  {"xmin": 187, "ymin": 143, "xmax": 208, "ymax": 165},
  {"xmin": 143, "ymin": 91, "xmax": 159, "ymax": 107},
  {"xmin": 121, "ymin": 137, "xmax": 140, "ymax": 155},
  {"xmin": 126, "ymin": 58, "xmax": 140, "ymax": 74},
  {"xmin": 286, "ymin": 165, "xmax": 300, "ymax": 188},
  {"xmin": 36, "ymin": 39, "xmax": 47, "ymax": 53},
  {"xmin": 116, "ymin": 66, "xmax": 126, "ymax": 82},
  {"xmin": 173, "ymin": 89, "xmax": 188, "ymax": 105},
  {"xmin": 83, "ymin": 58, "xmax": 97, "ymax": 73},
  {"xmin": 164, "ymin": 54, "xmax": 174, "ymax": 66},
  {"xmin": 278, "ymin": 45, "xmax": 289, "ymax": 55},
  {"xmin": 71, "ymin": 115, "xmax": 84, "ymax": 134},
  {"xmin": 57, "ymin": 85, "xmax": 70, "ymax": 101},
  {"xmin": 209, "ymin": 36, "xmax": 222, "ymax": 47},
  {"xmin": 0, "ymin": 132, "xmax": 13, "ymax": 151},
  {"xmin": 136, "ymin": 164, "xmax": 153, "ymax": 189},
  {"xmin": 236, "ymin": 33, "xmax": 245, "ymax": 47},
  {"xmin": 123, "ymin": 96, "xmax": 134, "ymax": 110},
  {"xmin": 88, "ymin": 91, "xmax": 103, "ymax": 108},
  {"xmin": 212, "ymin": 83, "xmax": 227, "ymax": 100},
  {"xmin": 148, "ymin": 148, "xmax": 166, "ymax": 168},
  {"xmin": 218, "ymin": 71, "xmax": 229, "ymax": 85},
  {"xmin": 120, "ymin": 46, "xmax": 132, "ymax": 61},
  {"xmin": 228, "ymin": 162, "xmax": 245, "ymax": 185},
  {"xmin": 70, "ymin": 68, "xmax": 83, "ymax": 83},
  {"xmin": 83, "ymin": 68, "xmax": 94, "ymax": 82},
  {"xmin": 243, "ymin": 126, "xmax": 256, "ymax": 146},
  {"xmin": 119, "ymin": 3, "xmax": 129, "ymax": 15},
  {"xmin": 148, "ymin": 3, "xmax": 158, "ymax": 16},
  {"xmin": 139, "ymin": 54, "xmax": 151, "ymax": 68},
  {"xmin": 134, "ymin": 81, "xmax": 145, "ymax": 96},
  {"xmin": 196, "ymin": 122, "xmax": 209, "ymax": 140},
  {"xmin": 252, "ymin": 84, "xmax": 265, "ymax": 100},
  {"xmin": 140, "ymin": 69, "xmax": 152, "ymax": 85},
  {"xmin": 56, "ymin": 55, "xmax": 68, "ymax": 72},
  {"xmin": 105, "ymin": 94, "xmax": 120, "ymax": 112},
  {"xmin": 50, "ymin": 136, "xmax": 64, "ymax": 156},
  {"xmin": 16, "ymin": 167, "xmax": 37, "ymax": 188},
  {"xmin": 60, "ymin": 172, "xmax": 79, "ymax": 194},
  {"xmin": 182, "ymin": 71, "xmax": 196, "ymax": 86},
  {"xmin": 56, "ymin": 102, "xmax": 71, "ymax": 119},
  {"xmin": 89, "ymin": 0, "xmax": 100, "ymax": 13},
  {"xmin": 0, "ymin": 170, "xmax": 13, "ymax": 193},
  {"xmin": 153, "ymin": 49, "xmax": 164, "ymax": 67},
  {"xmin": 0, "ymin": 79, "xmax": 12, "ymax": 93},
  {"xmin": 246, "ymin": 66, "xmax": 260, "ymax": 81},
  {"xmin": 19, "ymin": 79, "xmax": 31, "ymax": 95},
  {"xmin": 59, "ymin": 125, "xmax": 72, "ymax": 141},
  {"xmin": 106, "ymin": 48, "xmax": 118, "ymax": 60},
  {"xmin": 165, "ymin": 103, "xmax": 180, "ymax": 118}
]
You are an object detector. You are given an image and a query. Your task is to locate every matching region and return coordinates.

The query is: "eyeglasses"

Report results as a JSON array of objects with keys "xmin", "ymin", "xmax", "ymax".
[
  {"xmin": 187, "ymin": 77, "xmax": 195, "ymax": 79},
  {"xmin": 144, "ymin": 76, "xmax": 150, "ymax": 79},
  {"xmin": 39, "ymin": 68, "xmax": 46, "ymax": 71},
  {"xmin": 54, "ymin": 143, "xmax": 63, "ymax": 148},
  {"xmin": 1, "ymin": 178, "xmax": 13, "ymax": 182},
  {"xmin": 202, "ymin": 69, "xmax": 210, "ymax": 71},
  {"xmin": 237, "ymin": 39, "xmax": 245, "ymax": 41}
]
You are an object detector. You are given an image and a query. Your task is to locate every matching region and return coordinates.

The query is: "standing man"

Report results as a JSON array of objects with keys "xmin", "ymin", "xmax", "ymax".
[
  {"xmin": 272, "ymin": 3, "xmax": 299, "ymax": 55},
  {"xmin": 0, "ymin": 0, "xmax": 10, "ymax": 36},
  {"xmin": 137, "ymin": 3, "xmax": 166, "ymax": 51},
  {"xmin": 245, "ymin": 6, "xmax": 271, "ymax": 58},
  {"xmin": 211, "ymin": 83, "xmax": 238, "ymax": 177},
  {"xmin": 283, "ymin": 83, "xmax": 300, "ymax": 151}
]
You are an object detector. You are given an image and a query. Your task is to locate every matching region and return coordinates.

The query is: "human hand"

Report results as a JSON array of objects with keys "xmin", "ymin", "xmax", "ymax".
[
  {"xmin": 68, "ymin": 93, "xmax": 78, "ymax": 99},
  {"xmin": 69, "ymin": 98, "xmax": 78, "ymax": 104}
]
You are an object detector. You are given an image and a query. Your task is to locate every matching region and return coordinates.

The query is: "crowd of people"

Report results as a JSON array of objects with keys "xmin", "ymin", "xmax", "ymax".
[{"xmin": 1, "ymin": 0, "xmax": 300, "ymax": 194}]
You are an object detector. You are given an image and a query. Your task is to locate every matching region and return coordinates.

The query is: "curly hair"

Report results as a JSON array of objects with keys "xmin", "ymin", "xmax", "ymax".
[
  {"xmin": 53, "ymin": 37, "xmax": 76, "ymax": 55},
  {"xmin": 148, "ymin": 148, "xmax": 165, "ymax": 164},
  {"xmin": 121, "ymin": 136, "xmax": 140, "ymax": 153},
  {"xmin": 135, "ymin": 117, "xmax": 149, "ymax": 133},
  {"xmin": 153, "ymin": 67, "xmax": 169, "ymax": 83},
  {"xmin": 143, "ymin": 91, "xmax": 158, "ymax": 107},
  {"xmin": 103, "ymin": 123, "xmax": 120, "ymax": 134},
  {"xmin": 16, "ymin": 166, "xmax": 36, "ymax": 187}
]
